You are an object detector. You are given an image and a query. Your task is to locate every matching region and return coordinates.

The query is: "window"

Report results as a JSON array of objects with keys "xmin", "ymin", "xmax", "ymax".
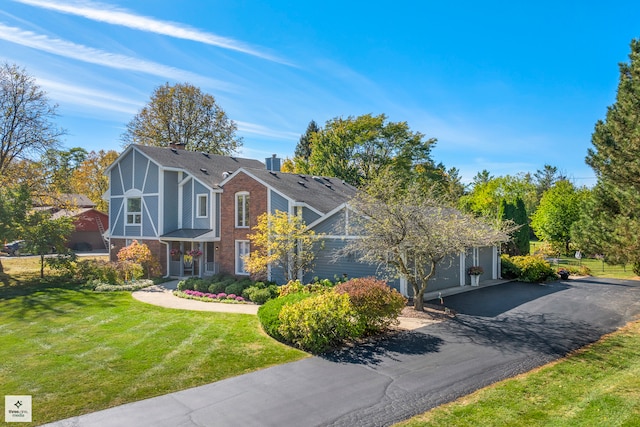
[
  {"xmin": 126, "ymin": 197, "xmax": 141, "ymax": 224},
  {"xmin": 235, "ymin": 240, "xmax": 250, "ymax": 275},
  {"xmin": 236, "ymin": 192, "xmax": 249, "ymax": 228},
  {"xmin": 197, "ymin": 194, "xmax": 208, "ymax": 218}
]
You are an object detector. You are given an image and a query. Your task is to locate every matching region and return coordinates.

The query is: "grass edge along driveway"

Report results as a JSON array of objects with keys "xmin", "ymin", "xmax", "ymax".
[
  {"xmin": 395, "ymin": 319, "xmax": 640, "ymax": 427},
  {"xmin": 0, "ymin": 282, "xmax": 307, "ymax": 426}
]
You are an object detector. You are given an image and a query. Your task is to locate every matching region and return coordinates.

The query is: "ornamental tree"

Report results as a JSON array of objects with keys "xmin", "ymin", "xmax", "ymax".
[
  {"xmin": 117, "ymin": 240, "xmax": 161, "ymax": 278},
  {"xmin": 245, "ymin": 210, "xmax": 321, "ymax": 282},
  {"xmin": 345, "ymin": 177, "xmax": 512, "ymax": 311}
]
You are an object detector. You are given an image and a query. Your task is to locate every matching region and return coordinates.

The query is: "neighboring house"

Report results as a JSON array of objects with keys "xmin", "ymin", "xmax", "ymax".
[
  {"xmin": 33, "ymin": 194, "xmax": 109, "ymax": 251},
  {"xmin": 105, "ymin": 144, "xmax": 500, "ymax": 298}
]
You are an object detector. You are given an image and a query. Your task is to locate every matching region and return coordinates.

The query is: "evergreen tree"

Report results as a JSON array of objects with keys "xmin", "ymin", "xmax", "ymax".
[
  {"xmin": 584, "ymin": 39, "xmax": 640, "ymax": 273},
  {"xmin": 498, "ymin": 197, "xmax": 529, "ymax": 256},
  {"xmin": 294, "ymin": 120, "xmax": 319, "ymax": 161}
]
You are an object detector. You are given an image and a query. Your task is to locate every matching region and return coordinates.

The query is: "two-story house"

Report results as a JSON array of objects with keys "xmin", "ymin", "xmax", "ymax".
[{"xmin": 105, "ymin": 144, "xmax": 501, "ymax": 298}]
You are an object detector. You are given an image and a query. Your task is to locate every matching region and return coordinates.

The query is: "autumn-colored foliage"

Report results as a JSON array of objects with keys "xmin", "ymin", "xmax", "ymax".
[
  {"xmin": 117, "ymin": 240, "xmax": 161, "ymax": 278},
  {"xmin": 335, "ymin": 277, "xmax": 406, "ymax": 335}
]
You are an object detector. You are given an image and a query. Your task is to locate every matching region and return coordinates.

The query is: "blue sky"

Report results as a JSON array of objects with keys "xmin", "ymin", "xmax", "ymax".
[{"xmin": 1, "ymin": 0, "xmax": 638, "ymax": 185}]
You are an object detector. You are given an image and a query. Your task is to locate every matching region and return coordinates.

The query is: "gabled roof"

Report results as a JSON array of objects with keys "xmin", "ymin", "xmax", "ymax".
[
  {"xmin": 132, "ymin": 145, "xmax": 265, "ymax": 189},
  {"xmin": 33, "ymin": 194, "xmax": 96, "ymax": 208},
  {"xmin": 236, "ymin": 168, "xmax": 358, "ymax": 214}
]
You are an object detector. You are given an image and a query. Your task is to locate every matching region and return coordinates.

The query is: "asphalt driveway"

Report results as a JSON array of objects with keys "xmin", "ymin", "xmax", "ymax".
[{"xmin": 44, "ymin": 277, "xmax": 640, "ymax": 427}]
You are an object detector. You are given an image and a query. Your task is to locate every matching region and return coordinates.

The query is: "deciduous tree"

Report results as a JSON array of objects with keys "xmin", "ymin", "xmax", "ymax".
[
  {"xmin": 0, "ymin": 184, "xmax": 30, "ymax": 273},
  {"xmin": 20, "ymin": 210, "xmax": 74, "ymax": 278},
  {"xmin": 245, "ymin": 210, "xmax": 321, "ymax": 282},
  {"xmin": 305, "ymin": 114, "xmax": 436, "ymax": 187},
  {"xmin": 0, "ymin": 63, "xmax": 64, "ymax": 176},
  {"xmin": 346, "ymin": 179, "xmax": 512, "ymax": 311},
  {"xmin": 530, "ymin": 180, "xmax": 584, "ymax": 254},
  {"xmin": 69, "ymin": 150, "xmax": 119, "ymax": 212},
  {"xmin": 121, "ymin": 82, "xmax": 241, "ymax": 154}
]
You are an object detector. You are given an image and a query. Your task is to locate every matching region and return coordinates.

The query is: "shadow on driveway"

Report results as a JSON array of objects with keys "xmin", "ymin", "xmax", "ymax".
[
  {"xmin": 324, "ymin": 330, "xmax": 445, "ymax": 366},
  {"xmin": 430, "ymin": 281, "xmax": 570, "ymax": 317}
]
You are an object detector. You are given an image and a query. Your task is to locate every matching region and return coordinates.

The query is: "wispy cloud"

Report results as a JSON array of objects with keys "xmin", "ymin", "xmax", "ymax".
[
  {"xmin": 13, "ymin": 0, "xmax": 290, "ymax": 65},
  {"xmin": 37, "ymin": 77, "xmax": 140, "ymax": 115},
  {"xmin": 0, "ymin": 23, "xmax": 231, "ymax": 90},
  {"xmin": 236, "ymin": 121, "xmax": 299, "ymax": 140}
]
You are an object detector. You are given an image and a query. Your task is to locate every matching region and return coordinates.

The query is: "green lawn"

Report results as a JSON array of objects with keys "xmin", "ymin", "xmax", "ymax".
[
  {"xmin": 530, "ymin": 241, "xmax": 638, "ymax": 280},
  {"xmin": 0, "ymin": 258, "xmax": 306, "ymax": 426},
  {"xmin": 395, "ymin": 320, "xmax": 640, "ymax": 426}
]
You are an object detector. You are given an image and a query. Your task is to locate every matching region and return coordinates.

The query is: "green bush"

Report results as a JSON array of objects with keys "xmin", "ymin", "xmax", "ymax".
[
  {"xmin": 248, "ymin": 288, "xmax": 272, "ymax": 305},
  {"xmin": 501, "ymin": 254, "xmax": 521, "ymax": 279},
  {"xmin": 208, "ymin": 281, "xmax": 227, "ymax": 294},
  {"xmin": 564, "ymin": 264, "xmax": 591, "ymax": 276},
  {"xmin": 509, "ymin": 255, "xmax": 557, "ymax": 282},
  {"xmin": 335, "ymin": 277, "xmax": 406, "ymax": 335},
  {"xmin": 191, "ymin": 278, "xmax": 210, "ymax": 292},
  {"xmin": 177, "ymin": 277, "xmax": 201, "ymax": 291},
  {"xmin": 225, "ymin": 282, "xmax": 245, "ymax": 296},
  {"xmin": 278, "ymin": 292, "xmax": 361, "ymax": 353},
  {"xmin": 258, "ymin": 293, "xmax": 312, "ymax": 341}
]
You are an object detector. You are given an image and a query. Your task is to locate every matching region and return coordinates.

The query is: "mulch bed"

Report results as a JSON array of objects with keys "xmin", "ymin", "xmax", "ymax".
[{"xmin": 401, "ymin": 300, "xmax": 456, "ymax": 320}]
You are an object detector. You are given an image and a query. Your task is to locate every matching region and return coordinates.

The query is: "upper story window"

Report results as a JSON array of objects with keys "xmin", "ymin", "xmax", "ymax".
[
  {"xmin": 126, "ymin": 197, "xmax": 142, "ymax": 224},
  {"xmin": 236, "ymin": 192, "xmax": 249, "ymax": 228},
  {"xmin": 197, "ymin": 194, "xmax": 208, "ymax": 218}
]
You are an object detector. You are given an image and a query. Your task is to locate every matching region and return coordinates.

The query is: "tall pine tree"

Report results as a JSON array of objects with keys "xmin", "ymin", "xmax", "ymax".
[{"xmin": 584, "ymin": 39, "xmax": 640, "ymax": 273}]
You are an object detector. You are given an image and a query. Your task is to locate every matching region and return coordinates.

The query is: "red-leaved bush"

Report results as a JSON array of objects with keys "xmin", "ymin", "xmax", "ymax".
[{"xmin": 335, "ymin": 277, "xmax": 406, "ymax": 335}]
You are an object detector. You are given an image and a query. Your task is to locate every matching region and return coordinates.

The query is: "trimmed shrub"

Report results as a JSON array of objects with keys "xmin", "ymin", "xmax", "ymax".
[
  {"xmin": 208, "ymin": 281, "xmax": 227, "ymax": 294},
  {"xmin": 248, "ymin": 288, "xmax": 272, "ymax": 305},
  {"xmin": 258, "ymin": 292, "xmax": 313, "ymax": 341},
  {"xmin": 177, "ymin": 277, "xmax": 200, "ymax": 291},
  {"xmin": 509, "ymin": 255, "xmax": 557, "ymax": 282},
  {"xmin": 225, "ymin": 282, "xmax": 245, "ymax": 296},
  {"xmin": 500, "ymin": 254, "xmax": 521, "ymax": 279},
  {"xmin": 278, "ymin": 292, "xmax": 361, "ymax": 353},
  {"xmin": 193, "ymin": 279, "xmax": 211, "ymax": 292},
  {"xmin": 335, "ymin": 277, "xmax": 406, "ymax": 335}
]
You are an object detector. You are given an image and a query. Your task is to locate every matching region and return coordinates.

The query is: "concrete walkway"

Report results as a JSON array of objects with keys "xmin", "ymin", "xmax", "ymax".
[{"xmin": 132, "ymin": 280, "xmax": 260, "ymax": 315}]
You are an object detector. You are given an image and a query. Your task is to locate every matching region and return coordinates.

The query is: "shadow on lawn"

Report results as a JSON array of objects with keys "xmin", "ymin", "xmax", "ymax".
[{"xmin": 0, "ymin": 275, "xmax": 119, "ymax": 319}]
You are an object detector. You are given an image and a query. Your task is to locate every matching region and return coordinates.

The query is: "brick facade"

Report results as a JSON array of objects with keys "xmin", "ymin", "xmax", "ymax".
[{"xmin": 218, "ymin": 171, "xmax": 268, "ymax": 276}]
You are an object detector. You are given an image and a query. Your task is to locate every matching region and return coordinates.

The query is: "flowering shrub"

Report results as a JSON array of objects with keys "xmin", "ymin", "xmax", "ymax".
[
  {"xmin": 93, "ymin": 279, "xmax": 154, "ymax": 292},
  {"xmin": 335, "ymin": 277, "xmax": 406, "ymax": 335},
  {"xmin": 468, "ymin": 266, "xmax": 484, "ymax": 276},
  {"xmin": 186, "ymin": 249, "xmax": 203, "ymax": 257},
  {"xmin": 217, "ymin": 292, "xmax": 227, "ymax": 299},
  {"xmin": 175, "ymin": 289, "xmax": 246, "ymax": 303}
]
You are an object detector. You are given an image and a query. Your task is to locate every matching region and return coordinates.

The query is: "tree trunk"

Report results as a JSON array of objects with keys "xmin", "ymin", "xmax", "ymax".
[
  {"xmin": 0, "ymin": 259, "xmax": 3, "ymax": 274},
  {"xmin": 40, "ymin": 254, "xmax": 45, "ymax": 278},
  {"xmin": 413, "ymin": 289, "xmax": 425, "ymax": 311}
]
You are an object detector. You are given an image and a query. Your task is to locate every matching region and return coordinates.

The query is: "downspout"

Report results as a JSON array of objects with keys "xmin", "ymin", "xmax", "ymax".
[{"xmin": 159, "ymin": 239, "xmax": 171, "ymax": 278}]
